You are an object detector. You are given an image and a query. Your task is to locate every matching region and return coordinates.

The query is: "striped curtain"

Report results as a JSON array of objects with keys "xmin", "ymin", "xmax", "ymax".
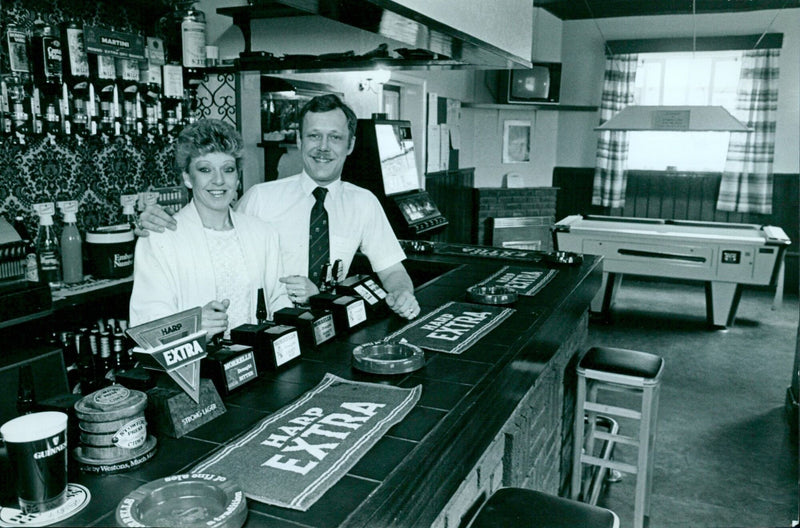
[
  {"xmin": 716, "ymin": 49, "xmax": 780, "ymax": 214},
  {"xmin": 592, "ymin": 53, "xmax": 638, "ymax": 209}
]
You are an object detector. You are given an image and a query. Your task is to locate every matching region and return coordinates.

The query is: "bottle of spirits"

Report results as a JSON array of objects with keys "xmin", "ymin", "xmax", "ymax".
[
  {"xmin": 61, "ymin": 20, "xmax": 90, "ymax": 135},
  {"xmin": 115, "ymin": 57, "xmax": 139, "ymax": 135},
  {"xmin": 160, "ymin": 3, "xmax": 205, "ymax": 125},
  {"xmin": 31, "ymin": 20, "xmax": 62, "ymax": 136},
  {"xmin": 4, "ymin": 76, "xmax": 27, "ymax": 143},
  {"xmin": 3, "ymin": 25, "xmax": 31, "ymax": 140},
  {"xmin": 88, "ymin": 52, "xmax": 116, "ymax": 136},
  {"xmin": 141, "ymin": 37, "xmax": 165, "ymax": 135}
]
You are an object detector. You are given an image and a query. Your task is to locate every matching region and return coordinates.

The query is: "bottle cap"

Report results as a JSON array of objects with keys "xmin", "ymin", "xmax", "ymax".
[
  {"xmin": 64, "ymin": 211, "xmax": 77, "ymax": 223},
  {"xmin": 40, "ymin": 214, "xmax": 54, "ymax": 226}
]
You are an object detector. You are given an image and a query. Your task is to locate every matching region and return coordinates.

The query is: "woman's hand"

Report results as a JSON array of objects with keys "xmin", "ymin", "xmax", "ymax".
[
  {"xmin": 279, "ymin": 275, "xmax": 319, "ymax": 306},
  {"xmin": 135, "ymin": 204, "xmax": 178, "ymax": 237},
  {"xmin": 202, "ymin": 299, "xmax": 230, "ymax": 338}
]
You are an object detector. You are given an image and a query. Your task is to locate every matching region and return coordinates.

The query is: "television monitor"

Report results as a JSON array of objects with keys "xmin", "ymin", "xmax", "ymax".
[
  {"xmin": 498, "ymin": 63, "xmax": 562, "ymax": 104},
  {"xmin": 373, "ymin": 122, "xmax": 419, "ymax": 196}
]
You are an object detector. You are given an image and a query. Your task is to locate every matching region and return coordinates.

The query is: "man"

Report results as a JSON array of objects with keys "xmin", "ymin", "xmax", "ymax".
[{"xmin": 138, "ymin": 94, "xmax": 420, "ymax": 320}]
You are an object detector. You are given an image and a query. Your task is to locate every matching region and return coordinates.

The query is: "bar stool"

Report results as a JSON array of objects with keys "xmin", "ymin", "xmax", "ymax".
[
  {"xmin": 572, "ymin": 346, "xmax": 665, "ymax": 528},
  {"xmin": 467, "ymin": 487, "xmax": 619, "ymax": 528}
]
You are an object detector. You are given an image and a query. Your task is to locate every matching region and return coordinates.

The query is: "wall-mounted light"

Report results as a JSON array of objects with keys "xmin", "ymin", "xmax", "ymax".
[{"xmin": 358, "ymin": 69, "xmax": 392, "ymax": 93}]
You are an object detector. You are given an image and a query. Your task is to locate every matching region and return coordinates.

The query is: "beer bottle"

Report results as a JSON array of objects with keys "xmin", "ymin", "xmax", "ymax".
[
  {"xmin": 76, "ymin": 331, "xmax": 97, "ymax": 395},
  {"xmin": 60, "ymin": 331, "xmax": 81, "ymax": 392},
  {"xmin": 112, "ymin": 333, "xmax": 129, "ymax": 372},
  {"xmin": 99, "ymin": 332, "xmax": 114, "ymax": 386},
  {"xmin": 13, "ymin": 215, "xmax": 38, "ymax": 282},
  {"xmin": 16, "ymin": 364, "xmax": 36, "ymax": 416}
]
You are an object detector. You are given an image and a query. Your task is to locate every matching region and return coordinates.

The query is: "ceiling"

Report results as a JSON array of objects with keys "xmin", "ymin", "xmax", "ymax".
[{"xmin": 535, "ymin": 0, "xmax": 800, "ymax": 20}]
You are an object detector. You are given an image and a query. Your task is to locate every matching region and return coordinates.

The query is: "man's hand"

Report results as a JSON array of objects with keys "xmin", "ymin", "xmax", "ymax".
[
  {"xmin": 279, "ymin": 275, "xmax": 319, "ymax": 306},
  {"xmin": 202, "ymin": 299, "xmax": 230, "ymax": 338},
  {"xmin": 135, "ymin": 204, "xmax": 177, "ymax": 237},
  {"xmin": 377, "ymin": 262, "xmax": 419, "ymax": 319},
  {"xmin": 385, "ymin": 289, "xmax": 420, "ymax": 320}
]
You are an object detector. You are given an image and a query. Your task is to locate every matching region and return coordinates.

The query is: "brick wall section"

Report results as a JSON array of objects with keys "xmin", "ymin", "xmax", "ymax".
[
  {"xmin": 432, "ymin": 311, "xmax": 589, "ymax": 528},
  {"xmin": 475, "ymin": 187, "xmax": 559, "ymax": 246}
]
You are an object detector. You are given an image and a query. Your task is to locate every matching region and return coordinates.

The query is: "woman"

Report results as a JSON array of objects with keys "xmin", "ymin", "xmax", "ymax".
[{"xmin": 129, "ymin": 119, "xmax": 292, "ymax": 338}]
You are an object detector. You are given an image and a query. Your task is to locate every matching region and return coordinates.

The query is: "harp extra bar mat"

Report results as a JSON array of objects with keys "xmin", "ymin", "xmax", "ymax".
[
  {"xmin": 472, "ymin": 266, "xmax": 558, "ymax": 296},
  {"xmin": 192, "ymin": 373, "xmax": 421, "ymax": 511},
  {"xmin": 383, "ymin": 301, "xmax": 515, "ymax": 354}
]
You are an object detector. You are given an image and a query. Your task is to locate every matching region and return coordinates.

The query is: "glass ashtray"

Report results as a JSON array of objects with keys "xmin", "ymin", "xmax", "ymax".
[
  {"xmin": 466, "ymin": 285, "xmax": 518, "ymax": 305},
  {"xmin": 352, "ymin": 342, "xmax": 425, "ymax": 375}
]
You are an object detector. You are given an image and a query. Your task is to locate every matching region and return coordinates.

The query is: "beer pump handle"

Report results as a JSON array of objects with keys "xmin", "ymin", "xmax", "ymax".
[
  {"xmin": 332, "ymin": 259, "xmax": 343, "ymax": 289},
  {"xmin": 256, "ymin": 287, "xmax": 267, "ymax": 324},
  {"xmin": 319, "ymin": 263, "xmax": 331, "ymax": 292}
]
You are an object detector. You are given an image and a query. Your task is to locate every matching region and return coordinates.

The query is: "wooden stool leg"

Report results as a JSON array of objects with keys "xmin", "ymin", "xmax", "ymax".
[
  {"xmin": 634, "ymin": 386, "xmax": 655, "ymax": 528},
  {"xmin": 582, "ymin": 383, "xmax": 600, "ymax": 499},
  {"xmin": 572, "ymin": 373, "xmax": 588, "ymax": 501},
  {"xmin": 645, "ymin": 384, "xmax": 661, "ymax": 517}
]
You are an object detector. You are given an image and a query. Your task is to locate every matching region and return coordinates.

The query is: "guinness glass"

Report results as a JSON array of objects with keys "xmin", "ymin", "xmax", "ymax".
[{"xmin": 0, "ymin": 411, "xmax": 68, "ymax": 513}]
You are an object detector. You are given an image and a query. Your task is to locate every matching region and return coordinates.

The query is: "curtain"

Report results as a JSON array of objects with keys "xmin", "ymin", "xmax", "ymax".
[
  {"xmin": 716, "ymin": 49, "xmax": 780, "ymax": 214},
  {"xmin": 591, "ymin": 53, "xmax": 638, "ymax": 209}
]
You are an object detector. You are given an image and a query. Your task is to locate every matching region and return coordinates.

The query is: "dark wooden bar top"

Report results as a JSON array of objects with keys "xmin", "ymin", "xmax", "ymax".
[{"xmin": 58, "ymin": 249, "xmax": 601, "ymax": 528}]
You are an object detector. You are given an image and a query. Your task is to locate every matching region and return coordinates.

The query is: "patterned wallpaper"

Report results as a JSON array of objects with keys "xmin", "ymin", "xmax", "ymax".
[{"xmin": 0, "ymin": 0, "xmax": 237, "ymax": 236}]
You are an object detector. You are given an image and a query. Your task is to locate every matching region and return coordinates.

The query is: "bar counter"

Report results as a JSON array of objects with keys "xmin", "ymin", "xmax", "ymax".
[{"xmin": 60, "ymin": 249, "xmax": 601, "ymax": 527}]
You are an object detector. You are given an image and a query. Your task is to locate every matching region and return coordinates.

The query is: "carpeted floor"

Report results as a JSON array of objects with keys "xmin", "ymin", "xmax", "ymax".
[{"xmin": 585, "ymin": 278, "xmax": 799, "ymax": 528}]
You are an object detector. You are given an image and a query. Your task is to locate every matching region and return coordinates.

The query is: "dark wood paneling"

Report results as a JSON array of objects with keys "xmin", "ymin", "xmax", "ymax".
[
  {"xmin": 426, "ymin": 168, "xmax": 475, "ymax": 244},
  {"xmin": 552, "ymin": 167, "xmax": 599, "ymax": 221}
]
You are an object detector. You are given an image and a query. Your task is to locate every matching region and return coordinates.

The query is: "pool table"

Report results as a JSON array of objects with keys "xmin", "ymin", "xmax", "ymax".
[{"xmin": 553, "ymin": 215, "xmax": 791, "ymax": 327}]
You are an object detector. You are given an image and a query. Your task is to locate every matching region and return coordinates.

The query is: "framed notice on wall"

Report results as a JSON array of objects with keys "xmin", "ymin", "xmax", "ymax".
[{"xmin": 502, "ymin": 120, "xmax": 531, "ymax": 163}]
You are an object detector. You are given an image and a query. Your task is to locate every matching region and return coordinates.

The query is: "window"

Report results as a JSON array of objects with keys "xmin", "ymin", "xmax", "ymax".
[
  {"xmin": 382, "ymin": 84, "xmax": 401, "ymax": 120},
  {"xmin": 626, "ymin": 50, "xmax": 742, "ymax": 171}
]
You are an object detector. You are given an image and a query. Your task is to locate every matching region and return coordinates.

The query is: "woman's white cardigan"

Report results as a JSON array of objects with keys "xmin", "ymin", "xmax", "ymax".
[{"xmin": 129, "ymin": 200, "xmax": 292, "ymax": 328}]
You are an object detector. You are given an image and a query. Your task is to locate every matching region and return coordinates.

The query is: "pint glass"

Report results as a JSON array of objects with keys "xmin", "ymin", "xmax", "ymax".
[{"xmin": 0, "ymin": 411, "xmax": 68, "ymax": 513}]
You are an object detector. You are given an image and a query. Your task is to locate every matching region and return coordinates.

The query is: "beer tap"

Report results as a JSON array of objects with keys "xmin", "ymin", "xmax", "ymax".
[
  {"xmin": 319, "ymin": 262, "xmax": 332, "ymax": 293},
  {"xmin": 331, "ymin": 259, "xmax": 343, "ymax": 291}
]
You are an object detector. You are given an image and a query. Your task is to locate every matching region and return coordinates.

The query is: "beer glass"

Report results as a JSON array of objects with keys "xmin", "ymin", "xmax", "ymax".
[{"xmin": 0, "ymin": 411, "xmax": 68, "ymax": 513}]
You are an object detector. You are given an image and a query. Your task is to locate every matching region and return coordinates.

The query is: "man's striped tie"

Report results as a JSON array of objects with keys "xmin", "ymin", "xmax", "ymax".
[{"xmin": 308, "ymin": 187, "xmax": 329, "ymax": 287}]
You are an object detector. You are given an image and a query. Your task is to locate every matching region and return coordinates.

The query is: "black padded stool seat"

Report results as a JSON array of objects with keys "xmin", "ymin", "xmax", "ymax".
[
  {"xmin": 469, "ymin": 487, "xmax": 618, "ymax": 528},
  {"xmin": 580, "ymin": 346, "xmax": 664, "ymax": 379}
]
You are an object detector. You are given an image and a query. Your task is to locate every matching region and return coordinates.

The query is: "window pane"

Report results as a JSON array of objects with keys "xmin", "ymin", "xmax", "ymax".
[
  {"xmin": 626, "ymin": 50, "xmax": 742, "ymax": 172},
  {"xmin": 627, "ymin": 131, "xmax": 731, "ymax": 171}
]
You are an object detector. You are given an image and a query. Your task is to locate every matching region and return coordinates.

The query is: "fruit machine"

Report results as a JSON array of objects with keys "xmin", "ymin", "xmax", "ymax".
[{"xmin": 343, "ymin": 117, "xmax": 448, "ymax": 239}]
